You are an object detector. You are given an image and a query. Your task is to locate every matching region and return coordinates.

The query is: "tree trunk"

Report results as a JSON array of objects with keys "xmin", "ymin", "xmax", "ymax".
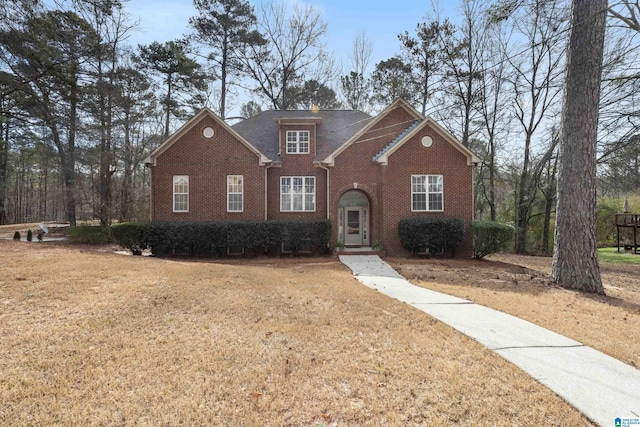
[
  {"xmin": 542, "ymin": 156, "xmax": 558, "ymax": 255},
  {"xmin": 488, "ymin": 137, "xmax": 496, "ymax": 222},
  {"xmin": 120, "ymin": 108, "xmax": 133, "ymax": 223},
  {"xmin": 164, "ymin": 75, "xmax": 173, "ymax": 140},
  {"xmin": 515, "ymin": 133, "xmax": 532, "ymax": 253},
  {"xmin": 551, "ymin": 0, "xmax": 607, "ymax": 294},
  {"xmin": 220, "ymin": 33, "xmax": 228, "ymax": 120},
  {"xmin": 0, "ymin": 106, "xmax": 9, "ymax": 225}
]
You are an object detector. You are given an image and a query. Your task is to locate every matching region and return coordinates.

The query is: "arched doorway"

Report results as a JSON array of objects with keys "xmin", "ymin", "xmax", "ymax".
[{"xmin": 337, "ymin": 190, "xmax": 370, "ymax": 246}]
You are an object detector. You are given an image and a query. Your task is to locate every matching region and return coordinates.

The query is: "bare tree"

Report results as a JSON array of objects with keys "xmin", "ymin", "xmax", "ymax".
[
  {"xmin": 551, "ymin": 0, "xmax": 608, "ymax": 294},
  {"xmin": 437, "ymin": 0, "xmax": 484, "ymax": 147},
  {"xmin": 609, "ymin": 0, "xmax": 640, "ymax": 31},
  {"xmin": 340, "ymin": 31, "xmax": 373, "ymax": 111},
  {"xmin": 474, "ymin": 20, "xmax": 512, "ymax": 222},
  {"xmin": 507, "ymin": 0, "xmax": 566, "ymax": 253},
  {"xmin": 240, "ymin": 1, "xmax": 334, "ymax": 110}
]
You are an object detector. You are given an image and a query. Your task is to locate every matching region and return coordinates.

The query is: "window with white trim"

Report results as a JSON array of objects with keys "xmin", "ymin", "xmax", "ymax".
[
  {"xmin": 227, "ymin": 175, "xmax": 243, "ymax": 212},
  {"xmin": 280, "ymin": 176, "xmax": 315, "ymax": 212},
  {"xmin": 412, "ymin": 175, "xmax": 443, "ymax": 211},
  {"xmin": 173, "ymin": 175, "xmax": 189, "ymax": 212},
  {"xmin": 286, "ymin": 130, "xmax": 310, "ymax": 154}
]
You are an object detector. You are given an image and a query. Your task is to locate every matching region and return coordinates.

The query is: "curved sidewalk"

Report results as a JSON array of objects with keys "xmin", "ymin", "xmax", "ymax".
[{"xmin": 339, "ymin": 255, "xmax": 640, "ymax": 427}]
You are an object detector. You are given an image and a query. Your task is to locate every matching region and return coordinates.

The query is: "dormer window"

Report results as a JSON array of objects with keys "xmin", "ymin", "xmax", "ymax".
[{"xmin": 286, "ymin": 130, "xmax": 310, "ymax": 154}]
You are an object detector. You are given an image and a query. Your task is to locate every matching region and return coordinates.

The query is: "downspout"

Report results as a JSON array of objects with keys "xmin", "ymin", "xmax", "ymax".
[
  {"xmin": 264, "ymin": 163, "xmax": 273, "ymax": 220},
  {"xmin": 145, "ymin": 162, "xmax": 153, "ymax": 221},
  {"xmin": 318, "ymin": 164, "xmax": 330, "ymax": 219}
]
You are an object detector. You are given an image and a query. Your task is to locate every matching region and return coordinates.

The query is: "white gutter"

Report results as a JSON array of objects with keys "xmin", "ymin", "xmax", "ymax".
[
  {"xmin": 264, "ymin": 163, "xmax": 273, "ymax": 220},
  {"xmin": 317, "ymin": 164, "xmax": 330, "ymax": 219}
]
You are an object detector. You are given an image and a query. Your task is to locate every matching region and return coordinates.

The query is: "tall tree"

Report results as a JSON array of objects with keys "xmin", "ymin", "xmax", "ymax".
[
  {"xmin": 507, "ymin": 0, "xmax": 566, "ymax": 253},
  {"xmin": 136, "ymin": 40, "xmax": 206, "ymax": 139},
  {"xmin": 1, "ymin": 10, "xmax": 100, "ymax": 225},
  {"xmin": 288, "ymin": 79, "xmax": 341, "ymax": 109},
  {"xmin": 79, "ymin": 0, "xmax": 133, "ymax": 225},
  {"xmin": 189, "ymin": 0, "xmax": 264, "ymax": 119},
  {"xmin": 437, "ymin": 0, "xmax": 484, "ymax": 147},
  {"xmin": 112, "ymin": 64, "xmax": 155, "ymax": 222},
  {"xmin": 474, "ymin": 20, "xmax": 511, "ymax": 221},
  {"xmin": 239, "ymin": 100, "xmax": 261, "ymax": 119},
  {"xmin": 399, "ymin": 19, "xmax": 455, "ymax": 115},
  {"xmin": 551, "ymin": 0, "xmax": 608, "ymax": 294},
  {"xmin": 240, "ymin": 1, "xmax": 333, "ymax": 109},
  {"xmin": 340, "ymin": 32, "xmax": 373, "ymax": 111},
  {"xmin": 370, "ymin": 56, "xmax": 414, "ymax": 106}
]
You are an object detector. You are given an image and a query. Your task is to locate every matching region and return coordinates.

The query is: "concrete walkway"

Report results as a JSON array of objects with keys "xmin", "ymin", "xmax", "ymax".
[{"xmin": 339, "ymin": 255, "xmax": 640, "ymax": 427}]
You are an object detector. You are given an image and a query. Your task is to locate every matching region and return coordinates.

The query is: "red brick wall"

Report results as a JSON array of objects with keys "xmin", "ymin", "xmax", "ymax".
[
  {"xmin": 267, "ymin": 123, "xmax": 326, "ymax": 220},
  {"xmin": 330, "ymin": 106, "xmax": 417, "ymax": 248},
  {"xmin": 151, "ymin": 116, "xmax": 266, "ymax": 221},
  {"xmin": 383, "ymin": 124, "xmax": 474, "ymax": 257},
  {"xmin": 150, "ymin": 108, "xmax": 474, "ymax": 257}
]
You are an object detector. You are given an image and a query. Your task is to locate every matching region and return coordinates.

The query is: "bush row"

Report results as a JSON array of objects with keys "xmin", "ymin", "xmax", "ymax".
[
  {"xmin": 68, "ymin": 225, "xmax": 112, "ymax": 244},
  {"xmin": 398, "ymin": 217, "xmax": 465, "ymax": 255},
  {"xmin": 398, "ymin": 217, "xmax": 513, "ymax": 259},
  {"xmin": 111, "ymin": 220, "xmax": 332, "ymax": 257}
]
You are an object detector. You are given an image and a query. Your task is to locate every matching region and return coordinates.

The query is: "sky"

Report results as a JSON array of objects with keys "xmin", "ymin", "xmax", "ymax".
[{"xmin": 126, "ymin": 0, "xmax": 460, "ymax": 72}]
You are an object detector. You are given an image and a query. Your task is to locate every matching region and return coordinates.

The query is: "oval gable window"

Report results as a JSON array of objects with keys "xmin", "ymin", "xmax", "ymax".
[
  {"xmin": 203, "ymin": 127, "xmax": 215, "ymax": 138},
  {"xmin": 421, "ymin": 136, "xmax": 433, "ymax": 148}
]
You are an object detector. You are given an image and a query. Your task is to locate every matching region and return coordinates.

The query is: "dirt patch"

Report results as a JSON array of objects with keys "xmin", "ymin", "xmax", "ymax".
[
  {"xmin": 0, "ymin": 240, "xmax": 591, "ymax": 426},
  {"xmin": 388, "ymin": 254, "xmax": 640, "ymax": 369}
]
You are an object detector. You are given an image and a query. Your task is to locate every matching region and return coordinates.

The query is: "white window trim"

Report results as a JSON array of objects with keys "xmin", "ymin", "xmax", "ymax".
[
  {"xmin": 285, "ymin": 130, "xmax": 310, "ymax": 154},
  {"xmin": 227, "ymin": 175, "xmax": 244, "ymax": 212},
  {"xmin": 411, "ymin": 174, "xmax": 444, "ymax": 212},
  {"xmin": 280, "ymin": 176, "xmax": 316, "ymax": 212},
  {"xmin": 173, "ymin": 175, "xmax": 189, "ymax": 213}
]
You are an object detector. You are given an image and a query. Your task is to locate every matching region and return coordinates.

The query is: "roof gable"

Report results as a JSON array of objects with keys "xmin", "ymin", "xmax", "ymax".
[
  {"xmin": 143, "ymin": 108, "xmax": 270, "ymax": 166},
  {"xmin": 321, "ymin": 98, "xmax": 423, "ymax": 165},
  {"xmin": 374, "ymin": 117, "xmax": 481, "ymax": 166}
]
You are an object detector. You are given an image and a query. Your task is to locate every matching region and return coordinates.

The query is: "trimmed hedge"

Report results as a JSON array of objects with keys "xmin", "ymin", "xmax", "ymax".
[
  {"xmin": 110, "ymin": 220, "xmax": 332, "ymax": 257},
  {"xmin": 472, "ymin": 221, "xmax": 514, "ymax": 259},
  {"xmin": 398, "ymin": 216, "xmax": 465, "ymax": 256},
  {"xmin": 67, "ymin": 225, "xmax": 112, "ymax": 244},
  {"xmin": 111, "ymin": 222, "xmax": 146, "ymax": 255}
]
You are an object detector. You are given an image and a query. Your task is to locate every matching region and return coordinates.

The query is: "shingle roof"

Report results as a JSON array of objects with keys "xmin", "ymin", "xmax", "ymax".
[{"xmin": 231, "ymin": 109, "xmax": 372, "ymax": 162}]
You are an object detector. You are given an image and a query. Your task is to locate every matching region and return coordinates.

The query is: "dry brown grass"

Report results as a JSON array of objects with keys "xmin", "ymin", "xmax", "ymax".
[
  {"xmin": 390, "ymin": 254, "xmax": 640, "ymax": 370},
  {"xmin": 0, "ymin": 240, "xmax": 591, "ymax": 426}
]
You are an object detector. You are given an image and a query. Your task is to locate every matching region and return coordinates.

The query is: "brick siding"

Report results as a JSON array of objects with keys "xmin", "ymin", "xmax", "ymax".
[
  {"xmin": 151, "ymin": 116, "xmax": 266, "ymax": 222},
  {"xmin": 150, "ymin": 106, "xmax": 475, "ymax": 257}
]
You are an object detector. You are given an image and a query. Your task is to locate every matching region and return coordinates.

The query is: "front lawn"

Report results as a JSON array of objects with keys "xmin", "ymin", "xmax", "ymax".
[{"xmin": 0, "ymin": 240, "xmax": 590, "ymax": 426}]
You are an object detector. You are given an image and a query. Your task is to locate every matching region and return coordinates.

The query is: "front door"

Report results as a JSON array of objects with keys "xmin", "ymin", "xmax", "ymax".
[{"xmin": 345, "ymin": 207, "xmax": 363, "ymax": 246}]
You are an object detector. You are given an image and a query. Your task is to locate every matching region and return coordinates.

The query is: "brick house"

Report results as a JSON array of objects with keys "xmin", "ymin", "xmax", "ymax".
[{"xmin": 143, "ymin": 98, "xmax": 480, "ymax": 256}]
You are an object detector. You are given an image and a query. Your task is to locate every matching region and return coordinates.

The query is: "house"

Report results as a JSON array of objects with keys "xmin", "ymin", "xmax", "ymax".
[{"xmin": 143, "ymin": 98, "xmax": 480, "ymax": 257}]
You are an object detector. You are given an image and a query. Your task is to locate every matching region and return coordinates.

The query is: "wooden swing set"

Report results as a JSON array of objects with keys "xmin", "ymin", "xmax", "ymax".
[{"xmin": 616, "ymin": 213, "xmax": 640, "ymax": 254}]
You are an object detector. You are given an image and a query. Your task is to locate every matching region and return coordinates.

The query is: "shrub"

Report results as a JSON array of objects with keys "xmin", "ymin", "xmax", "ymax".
[
  {"xmin": 111, "ymin": 222, "xmax": 147, "ymax": 255},
  {"xmin": 398, "ymin": 217, "xmax": 465, "ymax": 256},
  {"xmin": 68, "ymin": 225, "xmax": 112, "ymax": 245},
  {"xmin": 144, "ymin": 222, "xmax": 226, "ymax": 257},
  {"xmin": 280, "ymin": 219, "xmax": 331, "ymax": 255},
  {"xmin": 114, "ymin": 220, "xmax": 332, "ymax": 257},
  {"xmin": 472, "ymin": 221, "xmax": 515, "ymax": 259},
  {"xmin": 26, "ymin": 229, "xmax": 33, "ymax": 242},
  {"xmin": 13, "ymin": 231, "xmax": 20, "ymax": 240},
  {"xmin": 596, "ymin": 198, "xmax": 620, "ymax": 246}
]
